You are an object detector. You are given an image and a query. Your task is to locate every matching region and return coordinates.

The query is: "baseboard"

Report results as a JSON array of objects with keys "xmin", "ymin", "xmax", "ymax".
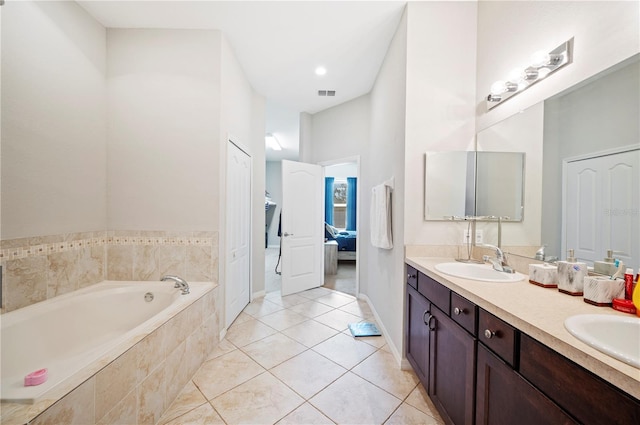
[
  {"xmin": 219, "ymin": 327, "xmax": 227, "ymax": 341},
  {"xmin": 357, "ymin": 293, "xmax": 403, "ymax": 367},
  {"xmin": 252, "ymin": 289, "xmax": 266, "ymax": 300}
]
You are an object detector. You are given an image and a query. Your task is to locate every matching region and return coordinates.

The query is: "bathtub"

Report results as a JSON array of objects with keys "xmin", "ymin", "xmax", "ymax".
[{"xmin": 1, "ymin": 280, "xmax": 213, "ymax": 404}]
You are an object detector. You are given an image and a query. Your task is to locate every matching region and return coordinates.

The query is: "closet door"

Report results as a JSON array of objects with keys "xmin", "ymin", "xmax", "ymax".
[{"xmin": 226, "ymin": 141, "xmax": 251, "ymax": 327}]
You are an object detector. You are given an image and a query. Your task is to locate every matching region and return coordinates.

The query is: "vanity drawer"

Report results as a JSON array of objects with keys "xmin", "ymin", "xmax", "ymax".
[
  {"xmin": 478, "ymin": 309, "xmax": 517, "ymax": 367},
  {"xmin": 450, "ymin": 292, "xmax": 477, "ymax": 335},
  {"xmin": 406, "ymin": 265, "xmax": 418, "ymax": 289},
  {"xmin": 418, "ymin": 272, "xmax": 450, "ymax": 314}
]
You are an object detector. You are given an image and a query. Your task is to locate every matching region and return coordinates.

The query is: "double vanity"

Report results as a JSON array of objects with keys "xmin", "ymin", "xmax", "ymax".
[{"xmin": 405, "ymin": 257, "xmax": 640, "ymax": 425}]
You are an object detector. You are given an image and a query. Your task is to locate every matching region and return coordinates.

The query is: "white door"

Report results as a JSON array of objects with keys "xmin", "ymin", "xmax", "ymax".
[
  {"xmin": 565, "ymin": 149, "xmax": 639, "ymax": 270},
  {"xmin": 281, "ymin": 160, "xmax": 324, "ymax": 296},
  {"xmin": 226, "ymin": 141, "xmax": 251, "ymax": 327}
]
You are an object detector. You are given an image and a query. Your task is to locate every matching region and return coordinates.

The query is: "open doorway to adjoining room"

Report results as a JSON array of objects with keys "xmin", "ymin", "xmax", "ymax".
[
  {"xmin": 264, "ymin": 158, "xmax": 359, "ymax": 297},
  {"xmin": 321, "ymin": 159, "xmax": 359, "ymax": 297}
]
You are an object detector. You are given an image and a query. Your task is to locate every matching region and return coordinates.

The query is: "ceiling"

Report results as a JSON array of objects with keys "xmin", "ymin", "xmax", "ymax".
[{"xmin": 77, "ymin": 1, "xmax": 407, "ymax": 161}]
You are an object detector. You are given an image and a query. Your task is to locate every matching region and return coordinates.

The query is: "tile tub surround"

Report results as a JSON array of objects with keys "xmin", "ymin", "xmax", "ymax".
[
  {"xmin": 0, "ymin": 230, "xmax": 218, "ymax": 313},
  {"xmin": 405, "ymin": 257, "xmax": 640, "ymax": 401},
  {"xmin": 0, "ymin": 285, "xmax": 220, "ymax": 425}
]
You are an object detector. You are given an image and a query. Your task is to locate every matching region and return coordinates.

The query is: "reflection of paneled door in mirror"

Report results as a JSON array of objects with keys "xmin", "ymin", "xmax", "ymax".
[{"xmin": 564, "ymin": 148, "xmax": 639, "ymax": 271}]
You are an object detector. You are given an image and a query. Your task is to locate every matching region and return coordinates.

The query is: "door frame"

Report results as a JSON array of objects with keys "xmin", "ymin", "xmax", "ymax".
[
  {"xmin": 224, "ymin": 136, "xmax": 253, "ymax": 329},
  {"xmin": 561, "ymin": 144, "xmax": 639, "ymax": 260},
  {"xmin": 319, "ymin": 155, "xmax": 361, "ymax": 297}
]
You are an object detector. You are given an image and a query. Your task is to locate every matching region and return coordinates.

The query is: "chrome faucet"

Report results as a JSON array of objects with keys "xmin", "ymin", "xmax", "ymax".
[
  {"xmin": 161, "ymin": 275, "xmax": 190, "ymax": 295},
  {"xmin": 481, "ymin": 244, "xmax": 514, "ymax": 273}
]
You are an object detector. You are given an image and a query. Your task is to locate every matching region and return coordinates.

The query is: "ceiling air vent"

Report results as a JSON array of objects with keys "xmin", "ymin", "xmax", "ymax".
[{"xmin": 318, "ymin": 90, "xmax": 336, "ymax": 97}]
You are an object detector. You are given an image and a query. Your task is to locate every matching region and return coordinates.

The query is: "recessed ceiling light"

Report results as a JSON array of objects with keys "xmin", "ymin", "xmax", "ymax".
[{"xmin": 315, "ymin": 66, "xmax": 327, "ymax": 76}]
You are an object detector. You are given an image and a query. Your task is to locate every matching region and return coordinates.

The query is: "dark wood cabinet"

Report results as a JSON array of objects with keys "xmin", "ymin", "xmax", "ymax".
[
  {"xmin": 406, "ymin": 268, "xmax": 475, "ymax": 425},
  {"xmin": 429, "ymin": 305, "xmax": 476, "ymax": 425},
  {"xmin": 406, "ymin": 285, "xmax": 430, "ymax": 383},
  {"xmin": 476, "ymin": 343, "xmax": 577, "ymax": 425},
  {"xmin": 404, "ymin": 263, "xmax": 640, "ymax": 425}
]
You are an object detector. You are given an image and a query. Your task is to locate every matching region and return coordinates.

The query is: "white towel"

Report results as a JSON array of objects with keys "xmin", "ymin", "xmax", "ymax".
[{"xmin": 370, "ymin": 183, "xmax": 393, "ymax": 249}]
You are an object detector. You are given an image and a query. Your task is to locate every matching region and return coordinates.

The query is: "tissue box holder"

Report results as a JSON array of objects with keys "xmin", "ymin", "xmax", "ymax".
[{"xmin": 528, "ymin": 264, "xmax": 558, "ymax": 288}]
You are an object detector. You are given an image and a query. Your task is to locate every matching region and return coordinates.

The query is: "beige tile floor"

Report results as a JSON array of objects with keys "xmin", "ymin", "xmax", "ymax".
[{"xmin": 157, "ymin": 287, "xmax": 444, "ymax": 425}]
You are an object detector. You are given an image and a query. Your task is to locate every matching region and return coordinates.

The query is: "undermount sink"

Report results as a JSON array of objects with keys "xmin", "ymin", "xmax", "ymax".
[
  {"xmin": 564, "ymin": 314, "xmax": 640, "ymax": 369},
  {"xmin": 434, "ymin": 262, "xmax": 526, "ymax": 282}
]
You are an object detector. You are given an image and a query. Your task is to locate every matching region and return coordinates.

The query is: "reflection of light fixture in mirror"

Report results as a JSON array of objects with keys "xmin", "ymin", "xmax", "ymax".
[
  {"xmin": 265, "ymin": 133, "xmax": 282, "ymax": 151},
  {"xmin": 486, "ymin": 38, "xmax": 573, "ymax": 110}
]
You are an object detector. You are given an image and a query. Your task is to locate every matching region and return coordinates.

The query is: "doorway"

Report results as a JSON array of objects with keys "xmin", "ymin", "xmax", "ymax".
[
  {"xmin": 264, "ymin": 157, "xmax": 359, "ymax": 297},
  {"xmin": 322, "ymin": 159, "xmax": 359, "ymax": 296}
]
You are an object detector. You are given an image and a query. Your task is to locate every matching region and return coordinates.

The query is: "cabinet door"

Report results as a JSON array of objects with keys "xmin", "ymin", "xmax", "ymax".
[
  {"xmin": 429, "ymin": 306, "xmax": 476, "ymax": 425},
  {"xmin": 406, "ymin": 285, "xmax": 430, "ymax": 383},
  {"xmin": 476, "ymin": 344, "xmax": 577, "ymax": 425}
]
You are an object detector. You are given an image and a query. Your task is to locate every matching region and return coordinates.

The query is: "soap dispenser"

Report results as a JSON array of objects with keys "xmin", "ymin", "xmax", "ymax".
[
  {"xmin": 593, "ymin": 250, "xmax": 617, "ymax": 275},
  {"xmin": 557, "ymin": 249, "xmax": 587, "ymax": 296}
]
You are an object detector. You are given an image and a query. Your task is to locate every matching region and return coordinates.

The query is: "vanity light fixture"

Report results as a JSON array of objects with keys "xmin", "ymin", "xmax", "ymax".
[
  {"xmin": 487, "ymin": 38, "xmax": 573, "ymax": 109},
  {"xmin": 265, "ymin": 133, "xmax": 282, "ymax": 151}
]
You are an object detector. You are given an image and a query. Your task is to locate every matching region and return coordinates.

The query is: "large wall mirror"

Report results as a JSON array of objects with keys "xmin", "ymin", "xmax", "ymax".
[
  {"xmin": 486, "ymin": 53, "xmax": 639, "ymax": 270},
  {"xmin": 424, "ymin": 151, "xmax": 525, "ymax": 221}
]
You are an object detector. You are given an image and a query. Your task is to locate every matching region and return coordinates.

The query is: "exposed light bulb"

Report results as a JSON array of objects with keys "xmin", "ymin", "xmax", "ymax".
[
  {"xmin": 315, "ymin": 66, "xmax": 327, "ymax": 76},
  {"xmin": 490, "ymin": 80, "xmax": 508, "ymax": 95},
  {"xmin": 531, "ymin": 50, "xmax": 551, "ymax": 68},
  {"xmin": 537, "ymin": 67, "xmax": 551, "ymax": 79},
  {"xmin": 508, "ymin": 67, "xmax": 524, "ymax": 84}
]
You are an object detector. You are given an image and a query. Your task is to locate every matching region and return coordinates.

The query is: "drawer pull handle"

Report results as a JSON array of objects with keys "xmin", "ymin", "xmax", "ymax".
[
  {"xmin": 453, "ymin": 307, "xmax": 465, "ymax": 315},
  {"xmin": 427, "ymin": 314, "xmax": 437, "ymax": 331},
  {"xmin": 484, "ymin": 329, "xmax": 496, "ymax": 339},
  {"xmin": 407, "ymin": 273, "xmax": 416, "ymax": 279}
]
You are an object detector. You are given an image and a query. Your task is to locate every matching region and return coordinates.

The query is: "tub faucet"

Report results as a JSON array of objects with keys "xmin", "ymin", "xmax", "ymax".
[
  {"xmin": 161, "ymin": 275, "xmax": 190, "ymax": 295},
  {"xmin": 481, "ymin": 244, "xmax": 514, "ymax": 274}
]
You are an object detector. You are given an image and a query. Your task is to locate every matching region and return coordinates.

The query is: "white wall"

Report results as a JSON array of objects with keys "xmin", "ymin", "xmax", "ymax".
[
  {"xmin": 266, "ymin": 100, "xmax": 300, "ymax": 161},
  {"xmin": 1, "ymin": 1, "xmax": 107, "ymax": 239},
  {"xmin": 309, "ymin": 95, "xmax": 370, "ymax": 163},
  {"xmin": 299, "ymin": 112, "xmax": 312, "ymax": 163},
  {"xmin": 404, "ymin": 1, "xmax": 478, "ymax": 247},
  {"xmin": 325, "ymin": 163, "xmax": 358, "ymax": 180},
  {"xmin": 362, "ymin": 7, "xmax": 408, "ymax": 359},
  {"xmin": 265, "ymin": 161, "xmax": 282, "ymax": 247},
  {"xmin": 219, "ymin": 35, "xmax": 266, "ymax": 296},
  {"xmin": 476, "ymin": 0, "xmax": 640, "ymax": 132},
  {"xmin": 107, "ymin": 29, "xmax": 222, "ymax": 232}
]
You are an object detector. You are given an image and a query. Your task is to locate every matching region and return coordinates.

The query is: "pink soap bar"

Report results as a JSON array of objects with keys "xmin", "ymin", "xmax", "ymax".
[{"xmin": 24, "ymin": 368, "xmax": 48, "ymax": 386}]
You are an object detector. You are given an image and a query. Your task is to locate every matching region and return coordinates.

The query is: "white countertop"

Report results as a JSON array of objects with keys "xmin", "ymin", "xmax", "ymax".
[{"xmin": 405, "ymin": 256, "xmax": 640, "ymax": 400}]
